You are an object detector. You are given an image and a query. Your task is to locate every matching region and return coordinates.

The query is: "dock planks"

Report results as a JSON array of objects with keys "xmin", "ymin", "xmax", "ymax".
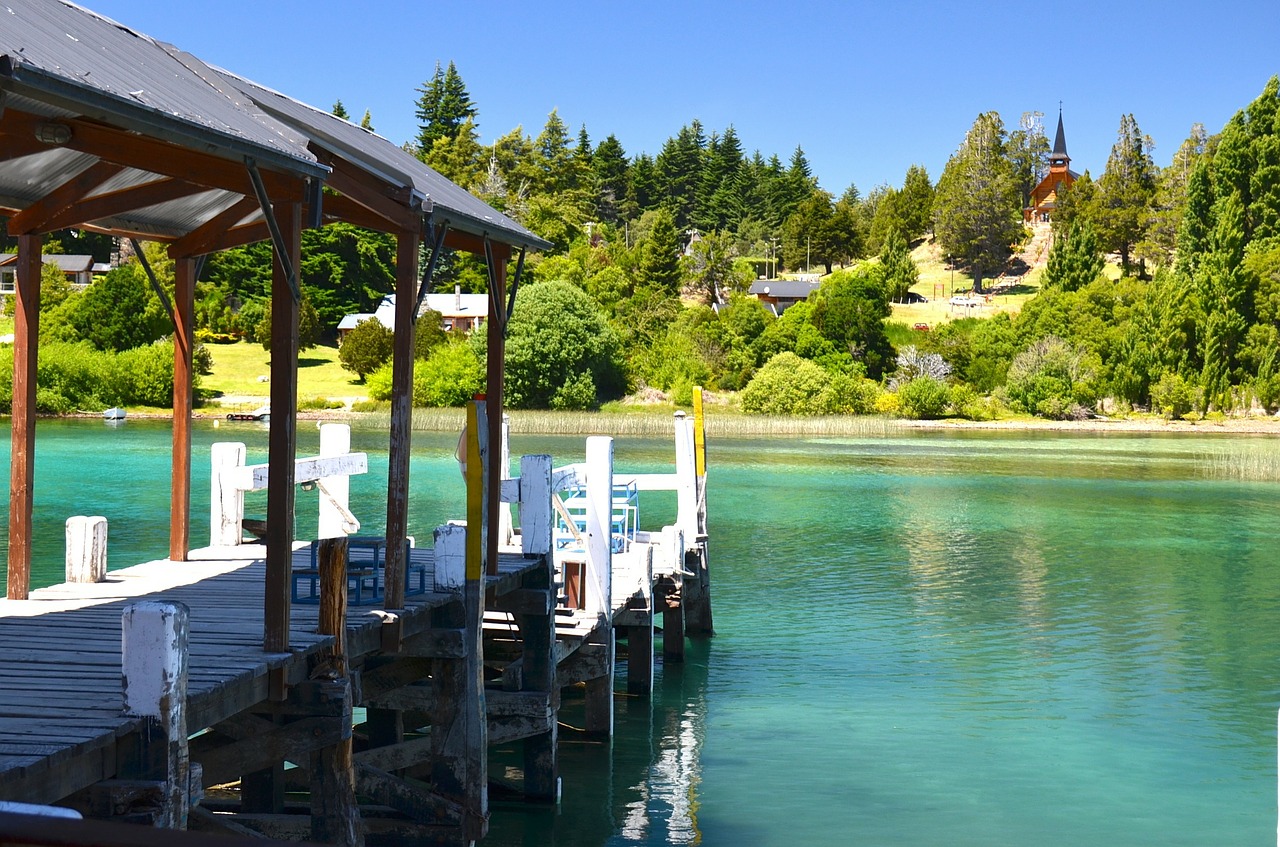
[{"xmin": 0, "ymin": 542, "xmax": 541, "ymax": 806}]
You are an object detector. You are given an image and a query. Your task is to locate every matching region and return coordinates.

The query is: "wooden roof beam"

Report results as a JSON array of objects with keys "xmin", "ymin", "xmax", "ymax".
[
  {"xmin": 1, "ymin": 108, "xmax": 309, "ymax": 202},
  {"xmin": 18, "ymin": 175, "xmax": 209, "ymax": 235},
  {"xmin": 167, "ymin": 197, "xmax": 259, "ymax": 258},
  {"xmin": 6, "ymin": 160, "xmax": 123, "ymax": 234},
  {"xmin": 319, "ymin": 153, "xmax": 419, "ymax": 233}
]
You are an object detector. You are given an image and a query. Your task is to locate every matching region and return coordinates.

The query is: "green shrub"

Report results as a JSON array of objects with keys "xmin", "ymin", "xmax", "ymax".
[
  {"xmin": 550, "ymin": 372, "xmax": 597, "ymax": 411},
  {"xmin": 741, "ymin": 352, "xmax": 832, "ymax": 416},
  {"xmin": 338, "ymin": 318, "xmax": 395, "ymax": 381},
  {"xmin": 365, "ymin": 361, "xmax": 394, "ymax": 401},
  {"xmin": 115, "ymin": 342, "xmax": 176, "ymax": 407},
  {"xmin": 414, "ymin": 340, "xmax": 484, "ymax": 407},
  {"xmin": 351, "ymin": 399, "xmax": 385, "ymax": 413},
  {"xmin": 824, "ymin": 372, "xmax": 880, "ymax": 415},
  {"xmin": 299, "ymin": 396, "xmax": 344, "ymax": 411},
  {"xmin": 1150, "ymin": 372, "xmax": 1197, "ymax": 419},
  {"xmin": 895, "ymin": 376, "xmax": 951, "ymax": 419},
  {"xmin": 1005, "ymin": 336, "xmax": 1098, "ymax": 420}
]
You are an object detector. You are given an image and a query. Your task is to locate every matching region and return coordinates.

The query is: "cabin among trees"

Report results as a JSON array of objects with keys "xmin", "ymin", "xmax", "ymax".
[{"xmin": 1025, "ymin": 111, "xmax": 1078, "ymax": 222}]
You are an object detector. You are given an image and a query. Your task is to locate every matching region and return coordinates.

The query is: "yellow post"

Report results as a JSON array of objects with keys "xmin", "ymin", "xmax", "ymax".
[
  {"xmin": 692, "ymin": 385, "xmax": 707, "ymax": 478},
  {"xmin": 465, "ymin": 399, "xmax": 485, "ymax": 582}
]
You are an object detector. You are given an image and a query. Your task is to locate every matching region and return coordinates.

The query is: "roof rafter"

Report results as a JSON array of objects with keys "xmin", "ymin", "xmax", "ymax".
[
  {"xmin": 37, "ymin": 177, "xmax": 211, "ymax": 233},
  {"xmin": 0, "ymin": 108, "xmax": 309, "ymax": 203},
  {"xmin": 6, "ymin": 160, "xmax": 123, "ymax": 234},
  {"xmin": 318, "ymin": 151, "xmax": 419, "ymax": 234},
  {"xmin": 167, "ymin": 196, "xmax": 260, "ymax": 258}
]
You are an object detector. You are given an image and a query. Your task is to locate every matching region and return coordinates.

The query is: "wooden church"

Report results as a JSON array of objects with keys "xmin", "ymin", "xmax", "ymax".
[{"xmin": 1025, "ymin": 111, "xmax": 1079, "ymax": 222}]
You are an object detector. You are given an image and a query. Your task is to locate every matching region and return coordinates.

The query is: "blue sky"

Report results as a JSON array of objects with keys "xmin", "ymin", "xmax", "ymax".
[{"xmin": 90, "ymin": 0, "xmax": 1278, "ymax": 196}]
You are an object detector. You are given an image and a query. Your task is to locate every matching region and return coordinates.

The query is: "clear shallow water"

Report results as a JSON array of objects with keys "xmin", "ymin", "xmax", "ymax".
[{"xmin": 2, "ymin": 421, "xmax": 1277, "ymax": 844}]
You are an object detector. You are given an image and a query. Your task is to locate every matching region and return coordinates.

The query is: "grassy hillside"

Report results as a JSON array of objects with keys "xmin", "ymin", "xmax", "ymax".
[{"xmin": 201, "ymin": 341, "xmax": 367, "ymax": 410}]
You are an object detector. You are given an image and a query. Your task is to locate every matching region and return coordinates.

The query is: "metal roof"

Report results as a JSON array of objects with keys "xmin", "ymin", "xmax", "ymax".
[
  {"xmin": 1051, "ymin": 110, "xmax": 1070, "ymax": 161},
  {"xmin": 0, "ymin": 0, "xmax": 322, "ymax": 175},
  {"xmin": 211, "ymin": 69, "xmax": 552, "ymax": 252},
  {"xmin": 748, "ymin": 279, "xmax": 822, "ymax": 299}
]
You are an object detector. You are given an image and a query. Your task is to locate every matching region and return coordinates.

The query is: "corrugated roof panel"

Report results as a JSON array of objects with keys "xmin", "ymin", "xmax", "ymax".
[
  {"xmin": 0, "ymin": 0, "xmax": 321, "ymax": 172},
  {"xmin": 214, "ymin": 69, "xmax": 552, "ymax": 251}
]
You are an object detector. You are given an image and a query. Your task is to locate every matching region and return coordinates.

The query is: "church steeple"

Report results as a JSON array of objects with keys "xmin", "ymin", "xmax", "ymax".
[{"xmin": 1049, "ymin": 108, "xmax": 1070, "ymax": 170}]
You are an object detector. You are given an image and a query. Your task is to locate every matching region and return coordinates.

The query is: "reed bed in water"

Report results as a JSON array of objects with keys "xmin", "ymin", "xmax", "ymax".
[
  {"xmin": 1193, "ymin": 440, "xmax": 1280, "ymax": 482},
  {"xmin": 363, "ymin": 407, "xmax": 905, "ymax": 438}
]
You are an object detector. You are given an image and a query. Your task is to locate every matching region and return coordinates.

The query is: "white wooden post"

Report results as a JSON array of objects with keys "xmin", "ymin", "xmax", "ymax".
[
  {"xmin": 434, "ymin": 524, "xmax": 466, "ymax": 592},
  {"xmin": 584, "ymin": 436, "xmax": 614, "ymax": 618},
  {"xmin": 65, "ymin": 516, "xmax": 107, "ymax": 583},
  {"xmin": 121, "ymin": 601, "xmax": 190, "ymax": 829},
  {"xmin": 499, "ymin": 415, "xmax": 514, "ymax": 547},
  {"xmin": 674, "ymin": 414, "xmax": 698, "ymax": 544},
  {"xmin": 317, "ymin": 424, "xmax": 351, "ymax": 540},
  {"xmin": 519, "ymin": 454, "xmax": 554, "ymax": 556},
  {"xmin": 661, "ymin": 525, "xmax": 685, "ymax": 577},
  {"xmin": 210, "ymin": 442, "xmax": 246, "ymax": 546}
]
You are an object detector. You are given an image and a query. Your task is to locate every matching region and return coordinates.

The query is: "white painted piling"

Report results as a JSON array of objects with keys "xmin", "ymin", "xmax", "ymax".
[
  {"xmin": 584, "ymin": 436, "xmax": 614, "ymax": 618},
  {"xmin": 434, "ymin": 524, "xmax": 467, "ymax": 592},
  {"xmin": 121, "ymin": 601, "xmax": 190, "ymax": 829},
  {"xmin": 519, "ymin": 454, "xmax": 554, "ymax": 556},
  {"xmin": 673, "ymin": 414, "xmax": 698, "ymax": 544},
  {"xmin": 210, "ymin": 442, "xmax": 246, "ymax": 546},
  {"xmin": 65, "ymin": 516, "xmax": 107, "ymax": 583}
]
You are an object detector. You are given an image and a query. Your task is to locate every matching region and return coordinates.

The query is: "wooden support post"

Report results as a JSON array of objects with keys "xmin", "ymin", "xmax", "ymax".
[
  {"xmin": 264, "ymin": 201, "xmax": 302, "ymax": 655},
  {"xmin": 65, "ymin": 516, "xmax": 108, "ymax": 584},
  {"xmin": 170, "ymin": 256, "xmax": 196, "ymax": 562},
  {"xmin": 627, "ymin": 623, "xmax": 654, "ymax": 696},
  {"xmin": 318, "ymin": 424, "xmax": 352, "ymax": 539},
  {"xmin": 677, "ymin": 402, "xmax": 714, "ymax": 636},
  {"xmin": 121, "ymin": 601, "xmax": 190, "ymax": 829},
  {"xmin": 430, "ymin": 515, "xmax": 488, "ymax": 841},
  {"xmin": 584, "ymin": 625, "xmax": 616, "ymax": 738},
  {"xmin": 519, "ymin": 455, "xmax": 558, "ymax": 800},
  {"xmin": 311, "ymin": 536, "xmax": 363, "ymax": 846},
  {"xmin": 6, "ymin": 234, "xmax": 40, "ymax": 600},
  {"xmin": 485, "ymin": 250, "xmax": 507, "ymax": 576},
  {"xmin": 240, "ymin": 726, "xmax": 285, "ymax": 815},
  {"xmin": 210, "ymin": 442, "xmax": 247, "ymax": 546},
  {"xmin": 499, "ymin": 415, "xmax": 514, "ymax": 547},
  {"xmin": 662, "ymin": 525, "xmax": 685, "ymax": 663},
  {"xmin": 384, "ymin": 229, "xmax": 419, "ymax": 612}
]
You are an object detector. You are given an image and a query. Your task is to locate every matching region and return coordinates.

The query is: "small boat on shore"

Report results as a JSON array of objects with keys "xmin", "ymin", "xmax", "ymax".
[
  {"xmin": 102, "ymin": 407, "xmax": 126, "ymax": 421},
  {"xmin": 226, "ymin": 404, "xmax": 270, "ymax": 422}
]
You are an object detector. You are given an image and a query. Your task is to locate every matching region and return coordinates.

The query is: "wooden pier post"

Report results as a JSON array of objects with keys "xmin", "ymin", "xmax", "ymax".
[
  {"xmin": 120, "ymin": 601, "xmax": 190, "ymax": 829},
  {"xmin": 170, "ymin": 255, "xmax": 197, "ymax": 563},
  {"xmin": 518, "ymin": 454, "xmax": 559, "ymax": 800},
  {"xmin": 6, "ymin": 234, "xmax": 40, "ymax": 600},
  {"xmin": 583, "ymin": 437, "xmax": 616, "ymax": 738},
  {"xmin": 427, "ymin": 399, "xmax": 489, "ymax": 839},
  {"xmin": 677, "ymin": 400, "xmax": 714, "ymax": 636},
  {"xmin": 627, "ymin": 541, "xmax": 656, "ymax": 697},
  {"xmin": 310, "ymin": 536, "xmax": 363, "ymax": 846},
  {"xmin": 383, "ymin": 230, "xmax": 419, "ymax": 615},
  {"xmin": 210, "ymin": 442, "xmax": 247, "ymax": 547},
  {"xmin": 661, "ymin": 526, "xmax": 685, "ymax": 663},
  {"xmin": 65, "ymin": 516, "xmax": 108, "ymax": 584}
]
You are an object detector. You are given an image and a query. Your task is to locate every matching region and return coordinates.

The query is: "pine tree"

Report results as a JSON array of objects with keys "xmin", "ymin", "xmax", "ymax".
[
  {"xmin": 1097, "ymin": 114, "xmax": 1157, "ymax": 276},
  {"xmin": 414, "ymin": 61, "xmax": 477, "ymax": 154},
  {"xmin": 932, "ymin": 112, "xmax": 1022, "ymax": 292},
  {"xmin": 638, "ymin": 208, "xmax": 682, "ymax": 295},
  {"xmin": 360, "ymin": 110, "xmax": 374, "ymax": 133},
  {"xmin": 879, "ymin": 229, "xmax": 920, "ymax": 301},
  {"xmin": 1042, "ymin": 220, "xmax": 1104, "ymax": 292},
  {"xmin": 331, "ymin": 100, "xmax": 349, "ymax": 120},
  {"xmin": 1175, "ymin": 160, "xmax": 1215, "ymax": 279},
  {"xmin": 898, "ymin": 165, "xmax": 934, "ymax": 241},
  {"xmin": 592, "ymin": 134, "xmax": 630, "ymax": 222}
]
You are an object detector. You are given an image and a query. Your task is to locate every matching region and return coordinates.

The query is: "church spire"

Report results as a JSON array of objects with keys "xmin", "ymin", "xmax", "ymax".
[{"xmin": 1050, "ymin": 107, "xmax": 1069, "ymax": 167}]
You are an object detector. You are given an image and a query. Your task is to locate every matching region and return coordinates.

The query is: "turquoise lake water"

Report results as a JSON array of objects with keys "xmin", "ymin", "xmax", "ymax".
[{"xmin": 2, "ymin": 420, "xmax": 1277, "ymax": 844}]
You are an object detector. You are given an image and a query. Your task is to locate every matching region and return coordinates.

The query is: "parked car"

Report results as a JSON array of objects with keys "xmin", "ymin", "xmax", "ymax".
[{"xmin": 913, "ymin": 322, "xmax": 930, "ymax": 332}]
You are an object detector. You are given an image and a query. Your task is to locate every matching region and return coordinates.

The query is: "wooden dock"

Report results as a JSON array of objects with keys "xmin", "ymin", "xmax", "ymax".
[{"xmin": 0, "ymin": 405, "xmax": 713, "ymax": 846}]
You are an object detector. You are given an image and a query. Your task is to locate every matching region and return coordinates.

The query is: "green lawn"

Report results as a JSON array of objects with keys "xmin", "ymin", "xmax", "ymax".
[{"xmin": 201, "ymin": 341, "xmax": 368, "ymax": 407}]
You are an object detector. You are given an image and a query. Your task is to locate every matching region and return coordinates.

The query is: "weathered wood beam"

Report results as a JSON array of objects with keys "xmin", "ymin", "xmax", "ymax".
[
  {"xmin": 557, "ymin": 642, "xmax": 612, "ymax": 688},
  {"xmin": 355, "ymin": 763, "xmax": 462, "ymax": 824},
  {"xmin": 263, "ymin": 201, "xmax": 301, "ymax": 655},
  {"xmin": 443, "ymin": 229, "xmax": 512, "ymax": 260},
  {"xmin": 6, "ymin": 234, "xmax": 39, "ymax": 600},
  {"xmin": 170, "ymin": 256, "xmax": 195, "ymax": 562},
  {"xmin": 384, "ymin": 229, "xmax": 419, "ymax": 614},
  {"xmin": 167, "ymin": 197, "xmax": 259, "ymax": 258},
  {"xmin": 485, "ymin": 257, "xmax": 506, "ymax": 577},
  {"xmin": 193, "ymin": 716, "xmax": 345, "ymax": 788},
  {"xmin": 0, "ymin": 109, "xmax": 308, "ymax": 200},
  {"xmin": 6, "ymin": 160, "xmax": 122, "ymax": 234}
]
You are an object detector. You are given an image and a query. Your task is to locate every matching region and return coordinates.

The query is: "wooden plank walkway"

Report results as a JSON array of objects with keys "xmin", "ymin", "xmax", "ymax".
[{"xmin": 0, "ymin": 543, "xmax": 541, "ymax": 806}]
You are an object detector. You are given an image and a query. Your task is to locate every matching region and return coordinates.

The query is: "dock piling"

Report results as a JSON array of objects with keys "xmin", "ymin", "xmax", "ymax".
[{"xmin": 65, "ymin": 516, "xmax": 107, "ymax": 584}]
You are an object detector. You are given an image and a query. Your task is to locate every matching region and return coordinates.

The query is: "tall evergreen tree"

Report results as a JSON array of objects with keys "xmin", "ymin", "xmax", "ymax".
[
  {"xmin": 1042, "ymin": 220, "xmax": 1105, "ymax": 292},
  {"xmin": 879, "ymin": 229, "xmax": 920, "ymax": 302},
  {"xmin": 638, "ymin": 208, "xmax": 683, "ymax": 295},
  {"xmin": 1141, "ymin": 124, "xmax": 1208, "ymax": 268},
  {"xmin": 360, "ymin": 110, "xmax": 374, "ymax": 132},
  {"xmin": 655, "ymin": 122, "xmax": 706, "ymax": 228},
  {"xmin": 897, "ymin": 165, "xmax": 935, "ymax": 241},
  {"xmin": 629, "ymin": 153, "xmax": 659, "ymax": 214},
  {"xmin": 1097, "ymin": 113, "xmax": 1157, "ymax": 275},
  {"xmin": 592, "ymin": 134, "xmax": 630, "ymax": 222},
  {"xmin": 933, "ymin": 112, "xmax": 1022, "ymax": 292},
  {"xmin": 414, "ymin": 61, "xmax": 477, "ymax": 153},
  {"xmin": 1008, "ymin": 112, "xmax": 1051, "ymax": 207},
  {"xmin": 1175, "ymin": 160, "xmax": 1215, "ymax": 279},
  {"xmin": 331, "ymin": 100, "xmax": 349, "ymax": 120}
]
